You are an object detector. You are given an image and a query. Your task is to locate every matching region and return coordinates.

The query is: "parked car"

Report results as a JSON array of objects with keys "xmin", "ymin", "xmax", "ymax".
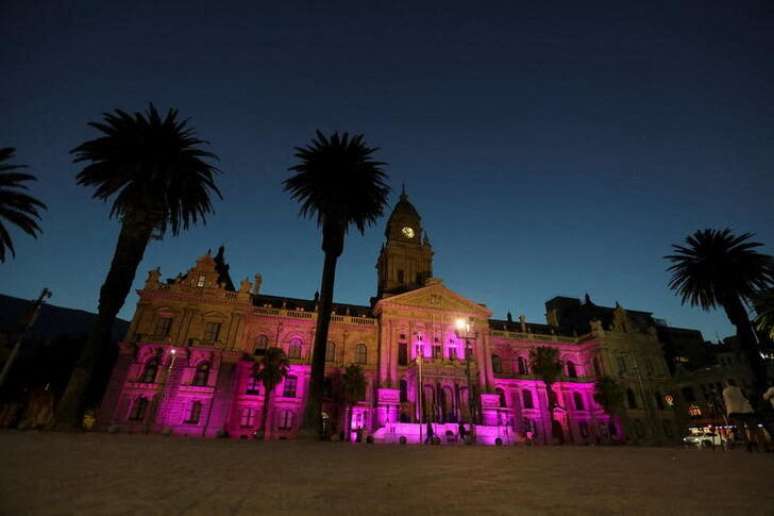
[{"xmin": 683, "ymin": 431, "xmax": 722, "ymax": 448}]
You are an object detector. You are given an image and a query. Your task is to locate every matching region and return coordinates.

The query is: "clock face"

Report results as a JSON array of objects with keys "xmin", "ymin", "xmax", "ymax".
[{"xmin": 401, "ymin": 226, "xmax": 415, "ymax": 239}]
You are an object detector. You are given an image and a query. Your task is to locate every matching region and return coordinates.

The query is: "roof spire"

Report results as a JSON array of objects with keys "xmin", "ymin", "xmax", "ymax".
[{"xmin": 400, "ymin": 182, "xmax": 407, "ymax": 200}]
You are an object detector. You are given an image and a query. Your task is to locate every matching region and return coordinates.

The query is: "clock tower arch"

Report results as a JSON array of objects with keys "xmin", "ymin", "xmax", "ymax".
[{"xmin": 376, "ymin": 186, "xmax": 433, "ymax": 297}]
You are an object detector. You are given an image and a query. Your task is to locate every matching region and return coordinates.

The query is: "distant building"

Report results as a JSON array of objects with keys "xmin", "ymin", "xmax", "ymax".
[{"xmin": 99, "ymin": 191, "xmax": 684, "ymax": 445}]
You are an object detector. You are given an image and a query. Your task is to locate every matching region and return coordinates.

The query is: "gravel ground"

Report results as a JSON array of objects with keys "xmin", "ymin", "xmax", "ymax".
[{"xmin": 0, "ymin": 431, "xmax": 772, "ymax": 516}]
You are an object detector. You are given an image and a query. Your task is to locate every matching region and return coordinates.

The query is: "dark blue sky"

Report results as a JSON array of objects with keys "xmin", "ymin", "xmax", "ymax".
[{"xmin": 2, "ymin": 0, "xmax": 772, "ymax": 339}]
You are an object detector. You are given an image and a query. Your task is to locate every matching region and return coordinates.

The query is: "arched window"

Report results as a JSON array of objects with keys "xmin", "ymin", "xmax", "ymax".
[
  {"xmin": 491, "ymin": 354, "xmax": 502, "ymax": 374},
  {"xmin": 254, "ymin": 335, "xmax": 269, "ymax": 355},
  {"xmin": 522, "ymin": 389, "xmax": 534, "ymax": 409},
  {"xmin": 129, "ymin": 397, "xmax": 148, "ymax": 421},
  {"xmin": 141, "ymin": 359, "xmax": 158, "ymax": 383},
  {"xmin": 593, "ymin": 356, "xmax": 602, "ymax": 377},
  {"xmin": 626, "ymin": 388, "xmax": 638, "ymax": 409},
  {"xmin": 517, "ymin": 357, "xmax": 528, "ymax": 375},
  {"xmin": 187, "ymin": 401, "xmax": 202, "ymax": 424},
  {"xmin": 573, "ymin": 392, "xmax": 584, "ymax": 410},
  {"xmin": 496, "ymin": 388, "xmax": 506, "ymax": 408},
  {"xmin": 566, "ymin": 360, "xmax": 577, "ymax": 378},
  {"xmin": 356, "ymin": 343, "xmax": 367, "ymax": 364},
  {"xmin": 193, "ymin": 362, "xmax": 210, "ymax": 386},
  {"xmin": 399, "ymin": 379, "xmax": 408, "ymax": 403},
  {"xmin": 326, "ymin": 341, "xmax": 336, "ymax": 362},
  {"xmin": 288, "ymin": 338, "xmax": 302, "ymax": 359}
]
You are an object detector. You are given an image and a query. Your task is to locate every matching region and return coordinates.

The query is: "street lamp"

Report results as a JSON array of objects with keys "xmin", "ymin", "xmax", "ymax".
[{"xmin": 454, "ymin": 317, "xmax": 477, "ymax": 438}]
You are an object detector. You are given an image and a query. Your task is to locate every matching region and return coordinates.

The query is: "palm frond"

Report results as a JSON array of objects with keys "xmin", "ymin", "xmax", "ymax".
[
  {"xmin": 72, "ymin": 104, "xmax": 222, "ymax": 236},
  {"xmin": 0, "ymin": 147, "xmax": 47, "ymax": 262},
  {"xmin": 665, "ymin": 228, "xmax": 774, "ymax": 310},
  {"xmin": 284, "ymin": 130, "xmax": 390, "ymax": 234}
]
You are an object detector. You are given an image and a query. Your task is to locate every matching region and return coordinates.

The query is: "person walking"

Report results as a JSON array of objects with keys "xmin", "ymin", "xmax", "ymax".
[{"xmin": 722, "ymin": 380, "xmax": 756, "ymax": 452}]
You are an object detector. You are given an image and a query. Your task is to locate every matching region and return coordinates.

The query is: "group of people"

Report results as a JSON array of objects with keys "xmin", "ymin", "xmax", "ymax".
[{"xmin": 721, "ymin": 379, "xmax": 774, "ymax": 452}]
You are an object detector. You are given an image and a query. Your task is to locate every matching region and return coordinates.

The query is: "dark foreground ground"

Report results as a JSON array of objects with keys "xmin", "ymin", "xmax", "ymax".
[{"xmin": 1, "ymin": 431, "xmax": 772, "ymax": 515}]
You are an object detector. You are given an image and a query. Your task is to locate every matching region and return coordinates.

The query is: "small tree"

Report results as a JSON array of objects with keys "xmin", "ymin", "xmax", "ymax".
[
  {"xmin": 256, "ymin": 347, "xmax": 289, "ymax": 440},
  {"xmin": 529, "ymin": 346, "xmax": 563, "ymax": 443},
  {"xmin": 593, "ymin": 375, "xmax": 626, "ymax": 441},
  {"xmin": 341, "ymin": 364, "xmax": 367, "ymax": 440}
]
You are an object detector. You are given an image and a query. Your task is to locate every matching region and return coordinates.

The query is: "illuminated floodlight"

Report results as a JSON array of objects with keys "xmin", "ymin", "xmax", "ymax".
[{"xmin": 455, "ymin": 318, "xmax": 467, "ymax": 331}]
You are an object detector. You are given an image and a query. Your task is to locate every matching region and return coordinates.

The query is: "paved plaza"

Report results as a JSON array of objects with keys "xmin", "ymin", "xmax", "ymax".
[{"xmin": 1, "ymin": 431, "xmax": 772, "ymax": 515}]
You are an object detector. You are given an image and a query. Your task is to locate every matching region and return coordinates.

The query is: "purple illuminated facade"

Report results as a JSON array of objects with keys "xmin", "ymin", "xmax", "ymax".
[{"xmin": 99, "ymin": 191, "xmax": 678, "ymax": 445}]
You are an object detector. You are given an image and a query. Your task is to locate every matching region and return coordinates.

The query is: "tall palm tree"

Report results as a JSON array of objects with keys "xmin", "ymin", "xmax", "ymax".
[
  {"xmin": 665, "ymin": 228, "xmax": 774, "ymax": 401},
  {"xmin": 341, "ymin": 363, "xmax": 367, "ymax": 440},
  {"xmin": 256, "ymin": 347, "xmax": 290, "ymax": 440},
  {"xmin": 0, "ymin": 147, "xmax": 46, "ymax": 262},
  {"xmin": 529, "ymin": 346, "xmax": 563, "ymax": 444},
  {"xmin": 55, "ymin": 105, "xmax": 221, "ymax": 428},
  {"xmin": 284, "ymin": 130, "xmax": 389, "ymax": 438}
]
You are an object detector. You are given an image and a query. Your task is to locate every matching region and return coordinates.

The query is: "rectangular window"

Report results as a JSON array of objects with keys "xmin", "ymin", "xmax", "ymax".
[
  {"xmin": 398, "ymin": 343, "xmax": 408, "ymax": 366},
  {"xmin": 129, "ymin": 398, "xmax": 148, "ymax": 421},
  {"xmin": 240, "ymin": 408, "xmax": 256, "ymax": 427},
  {"xmin": 187, "ymin": 401, "xmax": 202, "ymax": 424},
  {"xmin": 448, "ymin": 345, "xmax": 457, "ymax": 360},
  {"xmin": 197, "ymin": 274, "xmax": 206, "ymax": 287},
  {"xmin": 432, "ymin": 345, "xmax": 442, "ymax": 359},
  {"xmin": 283, "ymin": 376, "xmax": 297, "ymax": 398},
  {"xmin": 204, "ymin": 322, "xmax": 221, "ymax": 343},
  {"xmin": 246, "ymin": 376, "xmax": 259, "ymax": 395},
  {"xmin": 154, "ymin": 317, "xmax": 173, "ymax": 337},
  {"xmin": 278, "ymin": 410, "xmax": 294, "ymax": 430},
  {"xmin": 397, "ymin": 269, "xmax": 404, "ymax": 283}
]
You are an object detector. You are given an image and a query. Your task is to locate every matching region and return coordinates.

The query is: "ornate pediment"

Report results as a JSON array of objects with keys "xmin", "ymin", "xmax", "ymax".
[{"xmin": 374, "ymin": 280, "xmax": 491, "ymax": 318}]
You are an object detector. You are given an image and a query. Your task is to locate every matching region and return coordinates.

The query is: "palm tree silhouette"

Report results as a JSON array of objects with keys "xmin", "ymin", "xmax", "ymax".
[
  {"xmin": 55, "ymin": 105, "xmax": 221, "ymax": 428},
  {"xmin": 529, "ymin": 346, "xmax": 563, "ymax": 444},
  {"xmin": 0, "ymin": 148, "xmax": 46, "ymax": 262},
  {"xmin": 256, "ymin": 347, "xmax": 290, "ymax": 440},
  {"xmin": 665, "ymin": 228, "xmax": 774, "ymax": 401},
  {"xmin": 284, "ymin": 130, "xmax": 389, "ymax": 438}
]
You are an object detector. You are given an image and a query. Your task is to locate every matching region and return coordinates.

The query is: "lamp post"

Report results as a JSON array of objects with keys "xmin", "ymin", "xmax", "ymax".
[
  {"xmin": 416, "ymin": 335, "xmax": 424, "ymax": 445},
  {"xmin": 455, "ymin": 317, "xmax": 477, "ymax": 439},
  {"xmin": 0, "ymin": 288, "xmax": 52, "ymax": 389}
]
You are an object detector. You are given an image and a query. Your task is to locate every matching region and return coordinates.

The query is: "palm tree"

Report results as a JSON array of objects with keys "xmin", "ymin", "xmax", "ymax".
[
  {"xmin": 284, "ymin": 130, "xmax": 389, "ymax": 438},
  {"xmin": 0, "ymin": 148, "xmax": 46, "ymax": 262},
  {"xmin": 256, "ymin": 347, "xmax": 290, "ymax": 440},
  {"xmin": 665, "ymin": 228, "xmax": 774, "ymax": 401},
  {"xmin": 593, "ymin": 375, "xmax": 626, "ymax": 441},
  {"xmin": 55, "ymin": 105, "xmax": 221, "ymax": 428},
  {"xmin": 529, "ymin": 346, "xmax": 563, "ymax": 444},
  {"xmin": 341, "ymin": 363, "xmax": 367, "ymax": 441}
]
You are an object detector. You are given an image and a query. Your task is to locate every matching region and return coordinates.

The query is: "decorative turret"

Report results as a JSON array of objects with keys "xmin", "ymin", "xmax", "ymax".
[{"xmin": 375, "ymin": 186, "xmax": 434, "ymax": 297}]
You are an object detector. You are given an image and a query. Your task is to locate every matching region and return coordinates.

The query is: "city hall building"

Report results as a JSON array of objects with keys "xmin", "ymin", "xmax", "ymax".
[{"xmin": 98, "ymin": 191, "xmax": 680, "ymax": 445}]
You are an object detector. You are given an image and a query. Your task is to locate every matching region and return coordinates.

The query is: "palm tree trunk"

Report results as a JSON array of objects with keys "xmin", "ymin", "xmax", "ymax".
[
  {"xmin": 301, "ymin": 220, "xmax": 344, "ymax": 439},
  {"xmin": 261, "ymin": 388, "xmax": 272, "ymax": 440},
  {"xmin": 55, "ymin": 217, "xmax": 155, "ymax": 429},
  {"xmin": 722, "ymin": 294, "xmax": 767, "ymax": 402}
]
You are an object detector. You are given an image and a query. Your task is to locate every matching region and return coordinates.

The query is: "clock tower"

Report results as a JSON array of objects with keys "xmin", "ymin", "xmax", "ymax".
[{"xmin": 376, "ymin": 187, "xmax": 434, "ymax": 297}]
